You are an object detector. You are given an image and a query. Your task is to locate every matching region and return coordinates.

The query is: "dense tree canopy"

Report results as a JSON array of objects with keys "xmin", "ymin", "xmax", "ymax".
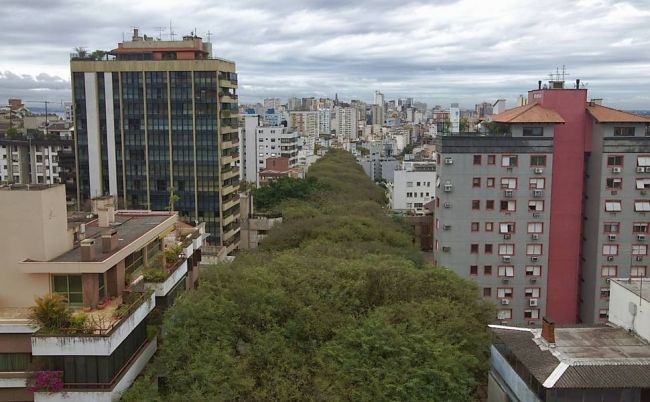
[{"xmin": 123, "ymin": 149, "xmax": 492, "ymax": 402}]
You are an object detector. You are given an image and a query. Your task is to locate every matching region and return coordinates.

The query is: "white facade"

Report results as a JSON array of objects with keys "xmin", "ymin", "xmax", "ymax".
[
  {"xmin": 334, "ymin": 106, "xmax": 358, "ymax": 140},
  {"xmin": 318, "ymin": 108, "xmax": 331, "ymax": 134},
  {"xmin": 389, "ymin": 162, "xmax": 436, "ymax": 213},
  {"xmin": 609, "ymin": 279, "xmax": 650, "ymax": 342},
  {"xmin": 0, "ymin": 142, "xmax": 70, "ymax": 184}
]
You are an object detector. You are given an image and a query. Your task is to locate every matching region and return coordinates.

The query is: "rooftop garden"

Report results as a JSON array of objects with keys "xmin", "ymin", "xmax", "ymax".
[{"xmin": 142, "ymin": 244, "xmax": 186, "ymax": 283}]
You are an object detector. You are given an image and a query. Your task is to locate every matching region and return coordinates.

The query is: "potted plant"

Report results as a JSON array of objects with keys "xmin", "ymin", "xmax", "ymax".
[{"xmin": 97, "ymin": 296, "xmax": 109, "ymax": 310}]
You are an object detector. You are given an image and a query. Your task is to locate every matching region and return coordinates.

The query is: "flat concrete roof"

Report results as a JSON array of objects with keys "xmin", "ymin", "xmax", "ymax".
[{"xmin": 46, "ymin": 213, "xmax": 172, "ymax": 263}]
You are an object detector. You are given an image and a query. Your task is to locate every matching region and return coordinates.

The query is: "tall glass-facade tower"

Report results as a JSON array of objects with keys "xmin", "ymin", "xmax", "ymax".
[{"xmin": 71, "ymin": 30, "xmax": 240, "ymax": 252}]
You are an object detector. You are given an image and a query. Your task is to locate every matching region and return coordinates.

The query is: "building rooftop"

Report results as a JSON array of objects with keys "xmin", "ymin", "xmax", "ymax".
[
  {"xmin": 492, "ymin": 325, "xmax": 650, "ymax": 388},
  {"xmin": 586, "ymin": 103, "xmax": 650, "ymax": 124},
  {"xmin": 492, "ymin": 103, "xmax": 565, "ymax": 124},
  {"xmin": 25, "ymin": 212, "xmax": 173, "ymax": 263},
  {"xmin": 0, "ymin": 183, "xmax": 61, "ymax": 192},
  {"xmin": 611, "ymin": 278, "xmax": 650, "ymax": 303}
]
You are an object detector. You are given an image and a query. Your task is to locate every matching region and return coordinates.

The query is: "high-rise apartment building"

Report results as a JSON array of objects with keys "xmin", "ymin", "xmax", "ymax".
[
  {"xmin": 318, "ymin": 108, "xmax": 331, "ymax": 134},
  {"xmin": 333, "ymin": 106, "xmax": 358, "ymax": 140},
  {"xmin": 434, "ymin": 79, "xmax": 650, "ymax": 325},
  {"xmin": 70, "ymin": 30, "xmax": 240, "ymax": 252},
  {"xmin": 288, "ymin": 111, "xmax": 319, "ymax": 137}
]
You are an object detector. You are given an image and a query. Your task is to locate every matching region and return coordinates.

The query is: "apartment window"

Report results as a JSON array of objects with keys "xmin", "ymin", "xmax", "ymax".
[
  {"xmin": 500, "ymin": 178, "xmax": 517, "ymax": 189},
  {"xmin": 525, "ymin": 288, "xmax": 541, "ymax": 298},
  {"xmin": 500, "ymin": 200, "xmax": 516, "ymax": 212},
  {"xmin": 498, "ymin": 244, "xmax": 515, "ymax": 255},
  {"xmin": 632, "ymin": 244, "xmax": 648, "ymax": 255},
  {"xmin": 633, "ymin": 223, "xmax": 648, "ymax": 233},
  {"xmin": 497, "ymin": 309, "xmax": 512, "ymax": 320},
  {"xmin": 499, "ymin": 222, "xmax": 515, "ymax": 234},
  {"xmin": 52, "ymin": 274, "xmax": 83, "ymax": 305},
  {"xmin": 471, "ymin": 222, "xmax": 480, "ymax": 232},
  {"xmin": 604, "ymin": 222, "xmax": 620, "ymax": 233},
  {"xmin": 473, "ymin": 155, "xmax": 482, "ymax": 165},
  {"xmin": 606, "ymin": 177, "xmax": 623, "ymax": 190},
  {"xmin": 125, "ymin": 249, "xmax": 144, "ymax": 275},
  {"xmin": 526, "ymin": 244, "xmax": 542, "ymax": 255},
  {"xmin": 528, "ymin": 222, "xmax": 543, "ymax": 233},
  {"xmin": 486, "ymin": 200, "xmax": 495, "ymax": 210},
  {"xmin": 528, "ymin": 200, "xmax": 544, "ymax": 212},
  {"xmin": 487, "ymin": 177, "xmax": 495, "ymax": 187},
  {"xmin": 472, "ymin": 177, "xmax": 481, "ymax": 188},
  {"xmin": 605, "ymin": 200, "xmax": 622, "ymax": 212},
  {"xmin": 470, "ymin": 265, "xmax": 478, "ymax": 276},
  {"xmin": 601, "ymin": 266, "xmax": 618, "ymax": 277},
  {"xmin": 485, "ymin": 244, "xmax": 493, "ymax": 254},
  {"xmin": 498, "ymin": 265, "xmax": 514, "ymax": 277},
  {"xmin": 530, "ymin": 155, "xmax": 547, "ymax": 166},
  {"xmin": 636, "ymin": 178, "xmax": 650, "ymax": 189},
  {"xmin": 497, "ymin": 288, "xmax": 513, "ymax": 298},
  {"xmin": 637, "ymin": 156, "xmax": 650, "ymax": 167},
  {"xmin": 631, "ymin": 266, "xmax": 647, "ymax": 277},
  {"xmin": 529, "ymin": 178, "xmax": 545, "ymax": 189},
  {"xmin": 471, "ymin": 244, "xmax": 479, "ymax": 254},
  {"xmin": 407, "ymin": 181, "xmax": 413, "ymax": 187},
  {"xmin": 525, "ymin": 265, "xmax": 542, "ymax": 276},
  {"xmin": 487, "ymin": 155, "xmax": 496, "ymax": 165},
  {"xmin": 485, "ymin": 222, "xmax": 494, "ymax": 232},
  {"xmin": 602, "ymin": 244, "xmax": 619, "ymax": 255},
  {"xmin": 483, "ymin": 288, "xmax": 492, "ymax": 297},
  {"xmin": 484, "ymin": 265, "xmax": 493, "ymax": 275},
  {"xmin": 599, "ymin": 309, "xmax": 609, "ymax": 319},
  {"xmin": 501, "ymin": 155, "xmax": 518, "ymax": 167},
  {"xmin": 635, "ymin": 201, "xmax": 650, "ymax": 212},
  {"xmin": 472, "ymin": 200, "xmax": 480, "ymax": 210},
  {"xmin": 607, "ymin": 155, "xmax": 624, "ymax": 167},
  {"xmin": 600, "ymin": 287, "xmax": 611, "ymax": 298},
  {"xmin": 614, "ymin": 127, "xmax": 635, "ymax": 136},
  {"xmin": 524, "ymin": 309, "xmax": 540, "ymax": 319},
  {"xmin": 523, "ymin": 127, "xmax": 543, "ymax": 136}
]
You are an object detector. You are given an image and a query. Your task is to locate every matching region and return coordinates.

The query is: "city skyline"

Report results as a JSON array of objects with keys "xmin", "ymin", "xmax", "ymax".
[{"xmin": 1, "ymin": 0, "xmax": 650, "ymax": 109}]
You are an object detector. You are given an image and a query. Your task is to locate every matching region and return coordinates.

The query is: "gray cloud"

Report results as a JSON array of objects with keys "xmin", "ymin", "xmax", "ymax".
[{"xmin": 1, "ymin": 0, "xmax": 649, "ymax": 109}]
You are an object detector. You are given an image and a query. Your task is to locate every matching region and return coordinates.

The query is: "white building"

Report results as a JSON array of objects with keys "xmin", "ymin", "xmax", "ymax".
[
  {"xmin": 318, "ymin": 108, "xmax": 331, "ymax": 134},
  {"xmin": 334, "ymin": 106, "xmax": 358, "ymax": 140},
  {"xmin": 263, "ymin": 98, "xmax": 281, "ymax": 111},
  {"xmin": 240, "ymin": 115, "xmax": 298, "ymax": 186},
  {"xmin": 609, "ymin": 278, "xmax": 650, "ymax": 341},
  {"xmin": 0, "ymin": 140, "xmax": 72, "ymax": 185},
  {"xmin": 388, "ymin": 161, "xmax": 436, "ymax": 214}
]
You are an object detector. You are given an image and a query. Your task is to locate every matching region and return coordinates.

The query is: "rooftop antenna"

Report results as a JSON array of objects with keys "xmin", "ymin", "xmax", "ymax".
[
  {"xmin": 206, "ymin": 30, "xmax": 212, "ymax": 42},
  {"xmin": 153, "ymin": 26, "xmax": 166, "ymax": 40},
  {"xmin": 169, "ymin": 20, "xmax": 176, "ymax": 41}
]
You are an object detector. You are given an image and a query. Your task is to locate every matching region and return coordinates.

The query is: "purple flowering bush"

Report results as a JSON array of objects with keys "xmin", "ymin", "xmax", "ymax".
[{"xmin": 27, "ymin": 371, "xmax": 64, "ymax": 393}]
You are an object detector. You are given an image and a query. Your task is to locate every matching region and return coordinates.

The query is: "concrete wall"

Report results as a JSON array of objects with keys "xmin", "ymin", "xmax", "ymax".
[
  {"xmin": 609, "ymin": 279, "xmax": 650, "ymax": 342},
  {"xmin": 0, "ymin": 185, "xmax": 72, "ymax": 307}
]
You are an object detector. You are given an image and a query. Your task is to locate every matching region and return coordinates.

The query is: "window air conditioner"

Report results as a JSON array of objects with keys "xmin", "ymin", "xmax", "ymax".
[
  {"xmin": 501, "ymin": 299, "xmax": 510, "ymax": 305},
  {"xmin": 608, "ymin": 234, "xmax": 617, "ymax": 241},
  {"xmin": 645, "ymin": 167, "xmax": 650, "ymax": 173},
  {"xmin": 504, "ymin": 190, "xmax": 514, "ymax": 197},
  {"xmin": 636, "ymin": 256, "xmax": 643, "ymax": 262},
  {"xmin": 442, "ymin": 225, "xmax": 452, "ymax": 231},
  {"xmin": 444, "ymin": 157, "xmax": 453, "ymax": 165},
  {"xmin": 502, "ymin": 256, "xmax": 511, "ymax": 263},
  {"xmin": 612, "ymin": 167, "xmax": 622, "ymax": 173},
  {"xmin": 504, "ymin": 234, "xmax": 511, "ymax": 240},
  {"xmin": 531, "ymin": 234, "xmax": 540, "ymax": 240},
  {"xmin": 530, "ymin": 256, "xmax": 539, "ymax": 262},
  {"xmin": 637, "ymin": 166, "xmax": 646, "ymax": 173},
  {"xmin": 607, "ymin": 256, "xmax": 614, "ymax": 261},
  {"xmin": 443, "ymin": 202, "xmax": 452, "ymax": 208},
  {"xmin": 533, "ymin": 190, "xmax": 544, "ymax": 198},
  {"xmin": 529, "ymin": 298, "xmax": 539, "ymax": 307},
  {"xmin": 533, "ymin": 168, "xmax": 544, "ymax": 174},
  {"xmin": 638, "ymin": 234, "xmax": 646, "ymax": 241}
]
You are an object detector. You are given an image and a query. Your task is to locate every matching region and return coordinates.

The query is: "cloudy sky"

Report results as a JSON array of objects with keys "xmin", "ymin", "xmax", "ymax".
[{"xmin": 1, "ymin": 0, "xmax": 649, "ymax": 110}]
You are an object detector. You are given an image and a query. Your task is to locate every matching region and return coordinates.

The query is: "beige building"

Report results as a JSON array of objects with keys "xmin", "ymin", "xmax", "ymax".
[
  {"xmin": 289, "ymin": 111, "xmax": 319, "ymax": 137},
  {"xmin": 0, "ymin": 184, "xmax": 205, "ymax": 401}
]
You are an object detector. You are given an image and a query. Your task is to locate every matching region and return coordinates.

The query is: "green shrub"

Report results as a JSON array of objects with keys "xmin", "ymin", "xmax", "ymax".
[
  {"xmin": 30, "ymin": 294, "xmax": 71, "ymax": 331},
  {"xmin": 144, "ymin": 269, "xmax": 168, "ymax": 282}
]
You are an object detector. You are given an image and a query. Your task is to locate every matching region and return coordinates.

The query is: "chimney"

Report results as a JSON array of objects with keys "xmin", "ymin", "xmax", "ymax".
[
  {"xmin": 98, "ymin": 208, "xmax": 109, "ymax": 227},
  {"xmin": 541, "ymin": 317, "xmax": 555, "ymax": 344},
  {"xmin": 590, "ymin": 98, "xmax": 603, "ymax": 106},
  {"xmin": 132, "ymin": 28, "xmax": 139, "ymax": 40},
  {"xmin": 101, "ymin": 229, "xmax": 118, "ymax": 254},
  {"xmin": 576, "ymin": 79, "xmax": 580, "ymax": 89},
  {"xmin": 538, "ymin": 80, "xmax": 542, "ymax": 90},
  {"xmin": 80, "ymin": 239, "xmax": 96, "ymax": 262}
]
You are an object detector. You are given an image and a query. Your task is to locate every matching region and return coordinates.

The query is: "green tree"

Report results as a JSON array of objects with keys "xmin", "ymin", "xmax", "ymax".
[
  {"xmin": 460, "ymin": 117, "xmax": 470, "ymax": 132},
  {"xmin": 123, "ymin": 150, "xmax": 493, "ymax": 401},
  {"xmin": 6, "ymin": 127, "xmax": 19, "ymax": 138}
]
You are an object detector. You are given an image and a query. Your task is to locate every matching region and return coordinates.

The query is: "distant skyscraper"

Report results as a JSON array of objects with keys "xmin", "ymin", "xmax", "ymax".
[
  {"xmin": 70, "ymin": 29, "xmax": 240, "ymax": 251},
  {"xmin": 318, "ymin": 108, "xmax": 331, "ymax": 134},
  {"xmin": 374, "ymin": 90, "xmax": 384, "ymax": 107},
  {"xmin": 289, "ymin": 111, "xmax": 319, "ymax": 137},
  {"xmin": 334, "ymin": 106, "xmax": 358, "ymax": 140}
]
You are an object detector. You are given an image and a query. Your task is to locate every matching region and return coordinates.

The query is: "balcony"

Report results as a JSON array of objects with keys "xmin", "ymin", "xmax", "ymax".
[
  {"xmin": 222, "ymin": 183, "xmax": 237, "ymax": 196},
  {"xmin": 31, "ymin": 292, "xmax": 155, "ymax": 356},
  {"xmin": 0, "ymin": 372, "xmax": 27, "ymax": 388},
  {"xmin": 219, "ymin": 79, "xmax": 237, "ymax": 89},
  {"xmin": 144, "ymin": 259, "xmax": 188, "ymax": 297},
  {"xmin": 219, "ymin": 93, "xmax": 238, "ymax": 103},
  {"xmin": 221, "ymin": 168, "xmax": 238, "ymax": 181},
  {"xmin": 222, "ymin": 195, "xmax": 240, "ymax": 211}
]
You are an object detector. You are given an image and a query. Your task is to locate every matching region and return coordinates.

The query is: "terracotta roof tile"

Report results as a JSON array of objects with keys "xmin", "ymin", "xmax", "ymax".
[
  {"xmin": 492, "ymin": 103, "xmax": 565, "ymax": 124},
  {"xmin": 586, "ymin": 103, "xmax": 650, "ymax": 123}
]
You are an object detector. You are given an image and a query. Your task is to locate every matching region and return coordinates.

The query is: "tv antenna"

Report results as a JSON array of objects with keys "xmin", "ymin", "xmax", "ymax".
[
  {"xmin": 153, "ymin": 26, "xmax": 166, "ymax": 40},
  {"xmin": 169, "ymin": 20, "xmax": 176, "ymax": 41},
  {"xmin": 206, "ymin": 30, "xmax": 212, "ymax": 42}
]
